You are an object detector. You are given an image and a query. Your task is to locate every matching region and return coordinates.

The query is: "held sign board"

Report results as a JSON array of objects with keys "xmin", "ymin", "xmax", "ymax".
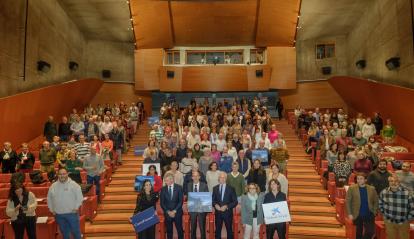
[
  {"xmin": 130, "ymin": 207, "xmax": 159, "ymax": 233},
  {"xmin": 262, "ymin": 201, "xmax": 291, "ymax": 224}
]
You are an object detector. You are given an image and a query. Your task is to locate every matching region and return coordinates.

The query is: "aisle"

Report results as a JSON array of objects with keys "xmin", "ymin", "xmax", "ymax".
[
  {"xmin": 274, "ymin": 120, "xmax": 346, "ymax": 239},
  {"xmin": 85, "ymin": 122, "xmax": 150, "ymax": 239}
]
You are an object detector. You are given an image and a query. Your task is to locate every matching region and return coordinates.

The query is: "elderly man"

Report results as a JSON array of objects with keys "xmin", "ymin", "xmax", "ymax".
[
  {"xmin": 47, "ymin": 167, "xmax": 83, "ymax": 239},
  {"xmin": 84, "ymin": 117, "xmax": 99, "ymax": 142},
  {"xmin": 379, "ymin": 174, "xmax": 414, "ymax": 239},
  {"xmin": 74, "ymin": 135, "xmax": 90, "ymax": 161},
  {"xmin": 187, "ymin": 128, "xmax": 201, "ymax": 149},
  {"xmin": 39, "ymin": 141, "xmax": 57, "ymax": 174},
  {"xmin": 58, "ymin": 116, "xmax": 72, "ymax": 142},
  {"xmin": 70, "ymin": 116, "xmax": 85, "ymax": 140},
  {"xmin": 270, "ymin": 139, "xmax": 289, "ymax": 174},
  {"xmin": 255, "ymin": 132, "xmax": 271, "ymax": 149},
  {"xmin": 353, "ymin": 131, "xmax": 367, "ymax": 147},
  {"xmin": 17, "ymin": 143, "xmax": 35, "ymax": 173},
  {"xmin": 100, "ymin": 116, "xmax": 113, "ymax": 137},
  {"xmin": 187, "ymin": 170, "xmax": 209, "ymax": 239},
  {"xmin": 0, "ymin": 142, "xmax": 18, "ymax": 173},
  {"xmin": 212, "ymin": 172, "xmax": 238, "ymax": 239},
  {"xmin": 215, "ymin": 133, "xmax": 227, "ymax": 152}
]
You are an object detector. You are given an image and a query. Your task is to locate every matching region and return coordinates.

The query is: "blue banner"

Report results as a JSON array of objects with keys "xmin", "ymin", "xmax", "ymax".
[{"xmin": 131, "ymin": 207, "xmax": 159, "ymax": 233}]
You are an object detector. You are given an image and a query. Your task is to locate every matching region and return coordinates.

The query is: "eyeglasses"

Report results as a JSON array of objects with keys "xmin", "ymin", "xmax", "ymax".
[{"xmin": 248, "ymin": 187, "xmax": 256, "ymax": 190}]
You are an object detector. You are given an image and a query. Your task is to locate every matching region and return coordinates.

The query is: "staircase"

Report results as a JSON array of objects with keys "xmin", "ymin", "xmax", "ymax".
[
  {"xmin": 85, "ymin": 122, "xmax": 151, "ymax": 239},
  {"xmin": 274, "ymin": 120, "xmax": 346, "ymax": 239}
]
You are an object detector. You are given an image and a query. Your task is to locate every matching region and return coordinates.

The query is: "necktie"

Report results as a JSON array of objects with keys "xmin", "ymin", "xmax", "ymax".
[
  {"xmin": 169, "ymin": 186, "xmax": 173, "ymax": 200},
  {"xmin": 220, "ymin": 185, "xmax": 224, "ymax": 201},
  {"xmin": 194, "ymin": 184, "xmax": 198, "ymax": 192}
]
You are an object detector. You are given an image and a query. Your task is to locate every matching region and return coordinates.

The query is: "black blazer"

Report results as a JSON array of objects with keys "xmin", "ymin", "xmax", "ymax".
[
  {"xmin": 160, "ymin": 183, "xmax": 183, "ymax": 214},
  {"xmin": 187, "ymin": 182, "xmax": 209, "ymax": 195},
  {"xmin": 212, "ymin": 184, "xmax": 238, "ymax": 213}
]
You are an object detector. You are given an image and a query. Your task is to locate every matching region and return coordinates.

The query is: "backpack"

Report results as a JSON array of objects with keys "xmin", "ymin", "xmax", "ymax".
[{"xmin": 29, "ymin": 170, "xmax": 45, "ymax": 184}]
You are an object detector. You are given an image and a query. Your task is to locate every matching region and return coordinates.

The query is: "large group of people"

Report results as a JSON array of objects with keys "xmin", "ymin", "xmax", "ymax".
[
  {"xmin": 133, "ymin": 97, "xmax": 290, "ymax": 239},
  {"xmin": 294, "ymin": 106, "xmax": 414, "ymax": 239}
]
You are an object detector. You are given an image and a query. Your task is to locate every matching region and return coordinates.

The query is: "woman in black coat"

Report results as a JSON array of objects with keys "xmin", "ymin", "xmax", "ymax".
[
  {"xmin": 247, "ymin": 159, "xmax": 267, "ymax": 192},
  {"xmin": 132, "ymin": 179, "xmax": 159, "ymax": 239},
  {"xmin": 263, "ymin": 179, "xmax": 287, "ymax": 239}
]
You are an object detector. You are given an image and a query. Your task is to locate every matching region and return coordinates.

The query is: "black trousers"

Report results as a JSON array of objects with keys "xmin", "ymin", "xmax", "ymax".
[
  {"xmin": 190, "ymin": 212, "xmax": 206, "ymax": 239},
  {"xmin": 165, "ymin": 212, "xmax": 184, "ymax": 239},
  {"xmin": 137, "ymin": 225, "xmax": 155, "ymax": 239},
  {"xmin": 354, "ymin": 214, "xmax": 375, "ymax": 239},
  {"xmin": 215, "ymin": 211, "xmax": 233, "ymax": 239},
  {"xmin": 2, "ymin": 160, "xmax": 16, "ymax": 173},
  {"xmin": 266, "ymin": 222, "xmax": 286, "ymax": 239},
  {"xmin": 12, "ymin": 216, "xmax": 37, "ymax": 239}
]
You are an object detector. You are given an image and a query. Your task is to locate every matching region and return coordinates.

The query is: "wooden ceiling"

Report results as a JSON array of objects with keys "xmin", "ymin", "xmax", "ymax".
[{"xmin": 130, "ymin": 0, "xmax": 300, "ymax": 48}]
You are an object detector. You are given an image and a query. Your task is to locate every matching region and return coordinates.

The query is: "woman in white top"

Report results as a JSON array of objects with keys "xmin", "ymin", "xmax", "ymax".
[
  {"xmin": 180, "ymin": 149, "xmax": 197, "ymax": 175},
  {"xmin": 143, "ymin": 140, "xmax": 159, "ymax": 159},
  {"xmin": 266, "ymin": 163, "xmax": 288, "ymax": 195},
  {"xmin": 206, "ymin": 161, "xmax": 222, "ymax": 192},
  {"xmin": 227, "ymin": 141, "xmax": 238, "ymax": 162}
]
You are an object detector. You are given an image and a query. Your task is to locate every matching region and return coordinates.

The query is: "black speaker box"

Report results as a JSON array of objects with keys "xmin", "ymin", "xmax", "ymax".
[
  {"xmin": 385, "ymin": 57, "xmax": 400, "ymax": 70},
  {"xmin": 355, "ymin": 60, "xmax": 366, "ymax": 69},
  {"xmin": 102, "ymin": 70, "xmax": 111, "ymax": 78},
  {"xmin": 256, "ymin": 70, "xmax": 263, "ymax": 78},
  {"xmin": 167, "ymin": 71, "xmax": 174, "ymax": 78},
  {"xmin": 321, "ymin": 66, "xmax": 332, "ymax": 75}
]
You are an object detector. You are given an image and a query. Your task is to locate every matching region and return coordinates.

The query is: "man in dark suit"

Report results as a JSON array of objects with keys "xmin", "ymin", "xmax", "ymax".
[
  {"xmin": 160, "ymin": 172, "xmax": 184, "ymax": 239},
  {"xmin": 187, "ymin": 171, "xmax": 209, "ymax": 239},
  {"xmin": 212, "ymin": 172, "xmax": 238, "ymax": 239}
]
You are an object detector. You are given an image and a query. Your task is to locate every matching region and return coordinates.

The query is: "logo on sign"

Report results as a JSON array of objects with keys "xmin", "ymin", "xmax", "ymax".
[{"xmin": 271, "ymin": 207, "xmax": 281, "ymax": 216}]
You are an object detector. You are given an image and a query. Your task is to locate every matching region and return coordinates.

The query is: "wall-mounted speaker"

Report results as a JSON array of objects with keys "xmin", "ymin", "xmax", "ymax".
[
  {"xmin": 102, "ymin": 70, "xmax": 111, "ymax": 78},
  {"xmin": 167, "ymin": 71, "xmax": 174, "ymax": 78},
  {"xmin": 69, "ymin": 61, "xmax": 79, "ymax": 71},
  {"xmin": 355, "ymin": 60, "xmax": 366, "ymax": 69},
  {"xmin": 321, "ymin": 66, "xmax": 332, "ymax": 75},
  {"xmin": 256, "ymin": 70, "xmax": 263, "ymax": 78},
  {"xmin": 385, "ymin": 57, "xmax": 400, "ymax": 70},
  {"xmin": 37, "ymin": 60, "xmax": 51, "ymax": 73}
]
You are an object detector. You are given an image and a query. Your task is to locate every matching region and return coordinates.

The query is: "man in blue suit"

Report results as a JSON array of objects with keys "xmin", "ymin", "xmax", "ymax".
[
  {"xmin": 212, "ymin": 172, "xmax": 238, "ymax": 239},
  {"xmin": 160, "ymin": 172, "xmax": 184, "ymax": 239}
]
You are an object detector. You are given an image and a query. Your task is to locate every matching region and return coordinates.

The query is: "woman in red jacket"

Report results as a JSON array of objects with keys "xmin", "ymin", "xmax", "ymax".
[{"xmin": 147, "ymin": 164, "xmax": 162, "ymax": 193}]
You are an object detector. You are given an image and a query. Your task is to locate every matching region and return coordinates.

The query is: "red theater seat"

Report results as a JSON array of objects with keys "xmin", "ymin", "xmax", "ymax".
[{"xmin": 3, "ymin": 217, "xmax": 57, "ymax": 239}]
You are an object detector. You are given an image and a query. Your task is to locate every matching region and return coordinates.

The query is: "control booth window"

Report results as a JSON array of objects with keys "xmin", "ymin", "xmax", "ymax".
[
  {"xmin": 316, "ymin": 43, "xmax": 335, "ymax": 59},
  {"xmin": 250, "ymin": 48, "xmax": 265, "ymax": 64},
  {"xmin": 186, "ymin": 50, "xmax": 244, "ymax": 65},
  {"xmin": 165, "ymin": 50, "xmax": 180, "ymax": 65}
]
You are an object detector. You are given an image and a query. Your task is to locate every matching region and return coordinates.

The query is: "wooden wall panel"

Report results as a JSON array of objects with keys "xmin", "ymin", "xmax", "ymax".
[
  {"xmin": 90, "ymin": 83, "xmax": 152, "ymax": 116},
  {"xmin": 131, "ymin": 0, "xmax": 173, "ymax": 49},
  {"xmin": 256, "ymin": 0, "xmax": 300, "ymax": 47},
  {"xmin": 329, "ymin": 76, "xmax": 414, "ymax": 142},
  {"xmin": 246, "ymin": 65, "xmax": 271, "ymax": 91},
  {"xmin": 279, "ymin": 81, "xmax": 347, "ymax": 110},
  {"xmin": 267, "ymin": 47, "xmax": 297, "ymax": 89},
  {"xmin": 181, "ymin": 66, "xmax": 248, "ymax": 92},
  {"xmin": 0, "ymin": 78, "xmax": 103, "ymax": 147},
  {"xmin": 159, "ymin": 67, "xmax": 183, "ymax": 92},
  {"xmin": 135, "ymin": 49, "xmax": 163, "ymax": 91}
]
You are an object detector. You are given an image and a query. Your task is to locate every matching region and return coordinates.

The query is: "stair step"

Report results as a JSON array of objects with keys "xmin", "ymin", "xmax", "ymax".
[
  {"xmin": 102, "ymin": 195, "xmax": 136, "ymax": 203},
  {"xmin": 288, "ymin": 181, "xmax": 322, "ymax": 188},
  {"xmin": 98, "ymin": 204, "xmax": 135, "ymax": 213},
  {"xmin": 291, "ymin": 215, "xmax": 341, "ymax": 228},
  {"xmin": 112, "ymin": 173, "xmax": 140, "ymax": 179},
  {"xmin": 289, "ymin": 188, "xmax": 328, "ymax": 196},
  {"xmin": 105, "ymin": 187, "xmax": 136, "ymax": 194},
  {"xmin": 85, "ymin": 223, "xmax": 135, "ymax": 236},
  {"xmin": 109, "ymin": 179, "xmax": 134, "ymax": 185},
  {"xmin": 93, "ymin": 213, "xmax": 131, "ymax": 224},
  {"xmin": 290, "ymin": 205, "xmax": 336, "ymax": 216},
  {"xmin": 288, "ymin": 168, "xmax": 317, "ymax": 173},
  {"xmin": 289, "ymin": 225, "xmax": 346, "ymax": 238},
  {"xmin": 289, "ymin": 196, "xmax": 330, "ymax": 206},
  {"xmin": 87, "ymin": 236, "xmax": 136, "ymax": 239},
  {"xmin": 287, "ymin": 174, "xmax": 320, "ymax": 180}
]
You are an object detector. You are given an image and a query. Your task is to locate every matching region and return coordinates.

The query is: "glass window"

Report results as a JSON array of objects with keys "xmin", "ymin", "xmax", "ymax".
[
  {"xmin": 165, "ymin": 50, "xmax": 180, "ymax": 65},
  {"xmin": 250, "ymin": 49, "xmax": 264, "ymax": 64},
  {"xmin": 187, "ymin": 52, "xmax": 206, "ymax": 64},
  {"xmin": 225, "ymin": 51, "xmax": 243, "ymax": 64},
  {"xmin": 206, "ymin": 52, "xmax": 224, "ymax": 64},
  {"xmin": 315, "ymin": 44, "xmax": 335, "ymax": 59}
]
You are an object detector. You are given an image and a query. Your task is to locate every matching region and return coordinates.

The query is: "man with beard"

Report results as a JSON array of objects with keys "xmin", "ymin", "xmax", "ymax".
[{"xmin": 367, "ymin": 160, "xmax": 392, "ymax": 194}]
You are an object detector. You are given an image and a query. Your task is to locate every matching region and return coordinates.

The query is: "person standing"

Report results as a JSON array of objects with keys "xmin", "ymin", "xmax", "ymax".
[
  {"xmin": 396, "ymin": 162, "xmax": 414, "ymax": 193},
  {"xmin": 160, "ymin": 173, "xmax": 184, "ymax": 239},
  {"xmin": 47, "ymin": 167, "xmax": 83, "ymax": 239},
  {"xmin": 44, "ymin": 116, "xmax": 57, "ymax": 143},
  {"xmin": 212, "ymin": 172, "xmax": 238, "ymax": 239},
  {"xmin": 226, "ymin": 162, "xmax": 246, "ymax": 200},
  {"xmin": 58, "ymin": 116, "xmax": 72, "ymax": 142},
  {"xmin": 133, "ymin": 179, "xmax": 159, "ymax": 239},
  {"xmin": 269, "ymin": 139, "xmax": 289, "ymax": 174},
  {"xmin": 241, "ymin": 183, "xmax": 264, "ymax": 239},
  {"xmin": 1, "ymin": 142, "xmax": 19, "ymax": 173},
  {"xmin": 367, "ymin": 159, "xmax": 392, "ymax": 195},
  {"xmin": 379, "ymin": 174, "xmax": 414, "ymax": 239},
  {"xmin": 17, "ymin": 143, "xmax": 35, "ymax": 173},
  {"xmin": 83, "ymin": 146, "xmax": 105, "ymax": 202},
  {"xmin": 39, "ymin": 141, "xmax": 57, "ymax": 174},
  {"xmin": 6, "ymin": 182, "xmax": 38, "ymax": 239},
  {"xmin": 263, "ymin": 179, "xmax": 287, "ymax": 239},
  {"xmin": 187, "ymin": 171, "xmax": 209, "ymax": 239},
  {"xmin": 345, "ymin": 173, "xmax": 378, "ymax": 239}
]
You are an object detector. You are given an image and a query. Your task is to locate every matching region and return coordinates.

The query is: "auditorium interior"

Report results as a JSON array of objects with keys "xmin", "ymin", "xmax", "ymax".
[{"xmin": 1, "ymin": 0, "xmax": 414, "ymax": 238}]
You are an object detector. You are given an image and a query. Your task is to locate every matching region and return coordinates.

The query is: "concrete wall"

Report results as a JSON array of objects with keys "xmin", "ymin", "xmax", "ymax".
[
  {"xmin": 296, "ymin": 35, "xmax": 349, "ymax": 81},
  {"xmin": 347, "ymin": 0, "xmax": 414, "ymax": 88},
  {"xmin": 85, "ymin": 40, "xmax": 135, "ymax": 83},
  {"xmin": 0, "ymin": 0, "xmax": 86, "ymax": 97}
]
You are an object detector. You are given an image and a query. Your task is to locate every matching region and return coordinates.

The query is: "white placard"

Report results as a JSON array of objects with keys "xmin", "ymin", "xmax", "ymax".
[
  {"xmin": 142, "ymin": 163, "xmax": 161, "ymax": 176},
  {"xmin": 37, "ymin": 216, "xmax": 48, "ymax": 224},
  {"xmin": 262, "ymin": 201, "xmax": 291, "ymax": 224}
]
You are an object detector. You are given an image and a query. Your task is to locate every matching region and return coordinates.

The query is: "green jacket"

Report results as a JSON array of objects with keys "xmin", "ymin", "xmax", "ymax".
[{"xmin": 39, "ymin": 148, "xmax": 56, "ymax": 165}]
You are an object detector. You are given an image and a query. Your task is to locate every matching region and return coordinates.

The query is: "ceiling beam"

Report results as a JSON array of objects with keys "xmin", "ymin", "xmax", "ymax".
[{"xmin": 168, "ymin": 0, "xmax": 176, "ymax": 46}]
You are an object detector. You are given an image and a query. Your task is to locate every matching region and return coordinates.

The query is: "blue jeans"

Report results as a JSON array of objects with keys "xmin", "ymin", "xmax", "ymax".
[
  {"xmin": 87, "ymin": 175, "xmax": 101, "ymax": 200},
  {"xmin": 55, "ymin": 213, "xmax": 81, "ymax": 239}
]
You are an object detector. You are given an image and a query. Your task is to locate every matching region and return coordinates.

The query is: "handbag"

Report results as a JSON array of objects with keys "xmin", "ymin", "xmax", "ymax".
[{"xmin": 29, "ymin": 171, "xmax": 45, "ymax": 184}]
